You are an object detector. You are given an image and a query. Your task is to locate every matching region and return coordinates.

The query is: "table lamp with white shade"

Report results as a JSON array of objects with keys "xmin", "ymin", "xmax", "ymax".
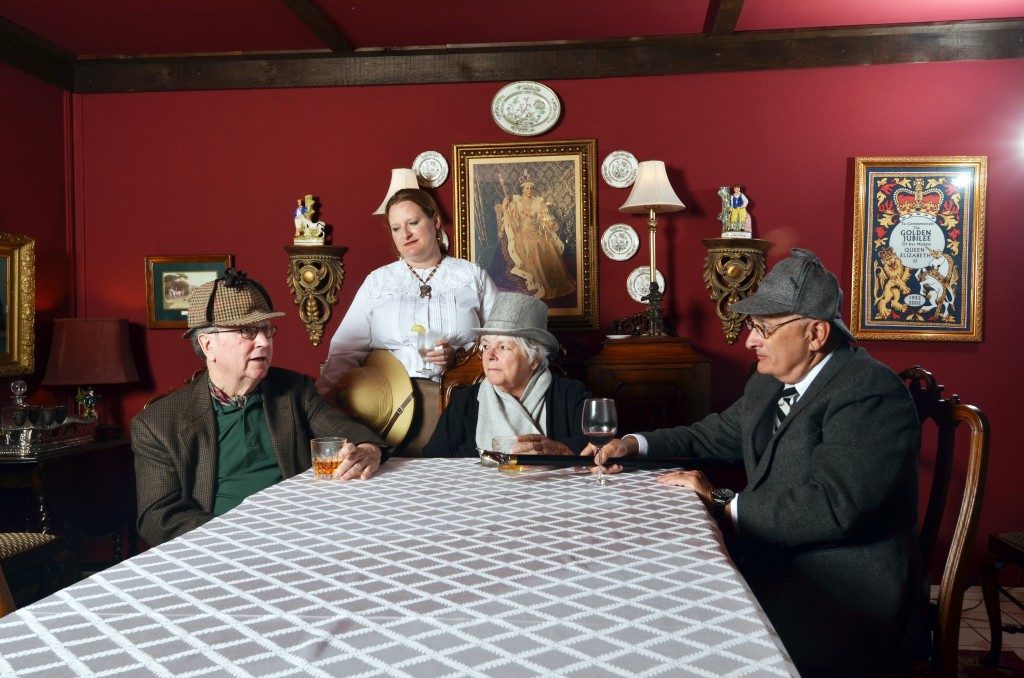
[
  {"xmin": 619, "ymin": 160, "xmax": 685, "ymax": 336},
  {"xmin": 373, "ymin": 168, "xmax": 420, "ymax": 216}
]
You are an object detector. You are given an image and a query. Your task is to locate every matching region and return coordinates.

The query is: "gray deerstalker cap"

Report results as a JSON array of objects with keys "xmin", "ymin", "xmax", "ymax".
[{"xmin": 730, "ymin": 248, "xmax": 854, "ymax": 341}]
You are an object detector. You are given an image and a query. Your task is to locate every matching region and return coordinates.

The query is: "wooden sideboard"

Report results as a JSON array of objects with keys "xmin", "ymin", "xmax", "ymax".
[{"xmin": 584, "ymin": 336, "xmax": 711, "ymax": 434}]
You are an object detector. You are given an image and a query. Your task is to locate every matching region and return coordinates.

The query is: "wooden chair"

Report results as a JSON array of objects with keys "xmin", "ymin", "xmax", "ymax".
[
  {"xmin": 900, "ymin": 365, "xmax": 990, "ymax": 676},
  {"xmin": 0, "ymin": 562, "xmax": 14, "ymax": 617},
  {"xmin": 440, "ymin": 342, "xmax": 567, "ymax": 413},
  {"xmin": 0, "ymin": 532, "xmax": 77, "ymax": 614},
  {"xmin": 143, "ymin": 367, "xmax": 207, "ymax": 409},
  {"xmin": 980, "ymin": 531, "xmax": 1024, "ymax": 665}
]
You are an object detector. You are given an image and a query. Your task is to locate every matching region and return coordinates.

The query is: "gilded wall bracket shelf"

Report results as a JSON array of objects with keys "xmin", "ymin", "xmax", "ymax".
[
  {"xmin": 701, "ymin": 238, "xmax": 771, "ymax": 344},
  {"xmin": 285, "ymin": 245, "xmax": 348, "ymax": 346}
]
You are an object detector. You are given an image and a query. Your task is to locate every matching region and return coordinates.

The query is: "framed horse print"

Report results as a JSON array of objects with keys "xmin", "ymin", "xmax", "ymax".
[
  {"xmin": 849, "ymin": 156, "xmax": 986, "ymax": 342},
  {"xmin": 145, "ymin": 254, "xmax": 233, "ymax": 329},
  {"xmin": 452, "ymin": 139, "xmax": 598, "ymax": 330}
]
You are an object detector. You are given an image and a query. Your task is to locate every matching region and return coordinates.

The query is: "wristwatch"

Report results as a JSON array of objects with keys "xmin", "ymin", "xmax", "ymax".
[{"xmin": 711, "ymin": 488, "xmax": 736, "ymax": 520}]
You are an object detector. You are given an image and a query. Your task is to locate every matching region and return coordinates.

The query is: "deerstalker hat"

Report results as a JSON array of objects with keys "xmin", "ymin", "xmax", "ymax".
[
  {"xmin": 183, "ymin": 268, "xmax": 285, "ymax": 338},
  {"xmin": 334, "ymin": 349, "xmax": 415, "ymax": 448},
  {"xmin": 730, "ymin": 248, "xmax": 854, "ymax": 341},
  {"xmin": 472, "ymin": 292, "xmax": 558, "ymax": 352}
]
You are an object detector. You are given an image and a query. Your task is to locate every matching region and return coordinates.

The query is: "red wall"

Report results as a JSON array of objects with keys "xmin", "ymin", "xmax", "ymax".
[
  {"xmin": 5, "ymin": 58, "xmax": 1023, "ymax": 570},
  {"xmin": 0, "ymin": 62, "xmax": 70, "ymax": 394}
]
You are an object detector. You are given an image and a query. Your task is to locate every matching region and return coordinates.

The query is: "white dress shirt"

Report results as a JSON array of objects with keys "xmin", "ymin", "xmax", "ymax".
[{"xmin": 316, "ymin": 257, "xmax": 498, "ymax": 393}]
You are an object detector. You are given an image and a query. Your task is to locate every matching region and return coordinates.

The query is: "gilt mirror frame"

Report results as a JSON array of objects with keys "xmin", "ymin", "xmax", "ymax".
[{"xmin": 0, "ymin": 232, "xmax": 36, "ymax": 376}]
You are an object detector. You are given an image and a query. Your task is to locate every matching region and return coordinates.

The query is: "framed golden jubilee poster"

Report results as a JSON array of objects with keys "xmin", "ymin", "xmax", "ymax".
[
  {"xmin": 850, "ymin": 156, "xmax": 986, "ymax": 341},
  {"xmin": 452, "ymin": 139, "xmax": 598, "ymax": 330}
]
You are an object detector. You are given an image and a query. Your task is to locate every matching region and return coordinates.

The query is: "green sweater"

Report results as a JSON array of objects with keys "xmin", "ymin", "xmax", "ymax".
[{"xmin": 212, "ymin": 392, "xmax": 282, "ymax": 516}]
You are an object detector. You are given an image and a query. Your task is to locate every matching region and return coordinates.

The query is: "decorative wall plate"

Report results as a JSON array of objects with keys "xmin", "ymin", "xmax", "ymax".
[
  {"xmin": 491, "ymin": 81, "xmax": 561, "ymax": 136},
  {"xmin": 413, "ymin": 151, "xmax": 449, "ymax": 188},
  {"xmin": 600, "ymin": 223, "xmax": 640, "ymax": 261},
  {"xmin": 601, "ymin": 151, "xmax": 639, "ymax": 188},
  {"xmin": 626, "ymin": 266, "xmax": 666, "ymax": 303}
]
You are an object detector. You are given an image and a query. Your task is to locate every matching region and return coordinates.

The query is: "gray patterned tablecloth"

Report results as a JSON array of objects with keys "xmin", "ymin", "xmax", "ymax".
[{"xmin": 0, "ymin": 458, "xmax": 796, "ymax": 676}]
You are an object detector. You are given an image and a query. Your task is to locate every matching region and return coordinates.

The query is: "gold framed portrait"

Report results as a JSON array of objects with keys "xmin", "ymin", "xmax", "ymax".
[{"xmin": 452, "ymin": 139, "xmax": 599, "ymax": 330}]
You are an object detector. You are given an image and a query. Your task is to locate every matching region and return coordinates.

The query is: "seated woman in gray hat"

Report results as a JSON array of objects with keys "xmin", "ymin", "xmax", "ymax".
[{"xmin": 424, "ymin": 292, "xmax": 590, "ymax": 457}]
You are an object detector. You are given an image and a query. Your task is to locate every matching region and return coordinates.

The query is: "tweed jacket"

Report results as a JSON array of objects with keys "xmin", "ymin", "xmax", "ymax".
[
  {"xmin": 423, "ymin": 373, "xmax": 590, "ymax": 457},
  {"xmin": 643, "ymin": 344, "xmax": 927, "ymax": 673},
  {"xmin": 131, "ymin": 367, "xmax": 384, "ymax": 547}
]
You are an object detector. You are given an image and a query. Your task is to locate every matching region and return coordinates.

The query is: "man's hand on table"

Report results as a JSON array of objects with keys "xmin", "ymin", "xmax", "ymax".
[
  {"xmin": 656, "ymin": 468, "xmax": 714, "ymax": 505},
  {"xmin": 579, "ymin": 437, "xmax": 635, "ymax": 475},
  {"xmin": 331, "ymin": 442, "xmax": 382, "ymax": 481}
]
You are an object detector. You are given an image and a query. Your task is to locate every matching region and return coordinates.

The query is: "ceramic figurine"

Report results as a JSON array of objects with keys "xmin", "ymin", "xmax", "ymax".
[
  {"xmin": 293, "ymin": 194, "xmax": 326, "ymax": 245},
  {"xmin": 718, "ymin": 185, "xmax": 753, "ymax": 239}
]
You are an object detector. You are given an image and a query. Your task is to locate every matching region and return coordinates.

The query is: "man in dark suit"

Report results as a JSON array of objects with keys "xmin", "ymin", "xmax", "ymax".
[
  {"xmin": 132, "ymin": 269, "xmax": 386, "ymax": 547},
  {"xmin": 593, "ymin": 249, "xmax": 927, "ymax": 675}
]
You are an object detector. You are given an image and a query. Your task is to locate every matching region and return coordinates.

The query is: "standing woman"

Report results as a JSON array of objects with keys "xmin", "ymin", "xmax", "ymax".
[{"xmin": 316, "ymin": 188, "xmax": 498, "ymax": 453}]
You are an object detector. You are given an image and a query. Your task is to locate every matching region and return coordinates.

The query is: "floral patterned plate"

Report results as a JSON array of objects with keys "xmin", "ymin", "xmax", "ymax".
[
  {"xmin": 600, "ymin": 223, "xmax": 640, "ymax": 261},
  {"xmin": 626, "ymin": 266, "xmax": 666, "ymax": 303}
]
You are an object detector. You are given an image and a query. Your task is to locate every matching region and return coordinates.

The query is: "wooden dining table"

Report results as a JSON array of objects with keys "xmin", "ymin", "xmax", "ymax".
[{"xmin": 0, "ymin": 457, "xmax": 797, "ymax": 676}]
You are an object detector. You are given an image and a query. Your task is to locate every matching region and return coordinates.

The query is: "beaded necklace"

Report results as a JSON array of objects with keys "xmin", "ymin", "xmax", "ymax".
[{"xmin": 405, "ymin": 254, "xmax": 444, "ymax": 299}]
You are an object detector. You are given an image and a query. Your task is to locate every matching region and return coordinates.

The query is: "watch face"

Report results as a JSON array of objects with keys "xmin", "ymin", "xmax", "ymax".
[{"xmin": 712, "ymin": 488, "xmax": 736, "ymax": 504}]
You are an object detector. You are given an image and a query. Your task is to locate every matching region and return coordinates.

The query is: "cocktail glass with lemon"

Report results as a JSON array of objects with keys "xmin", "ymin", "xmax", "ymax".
[{"xmin": 411, "ymin": 324, "xmax": 445, "ymax": 377}]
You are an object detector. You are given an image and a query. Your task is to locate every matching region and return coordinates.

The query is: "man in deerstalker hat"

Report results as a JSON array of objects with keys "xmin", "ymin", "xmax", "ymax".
[
  {"xmin": 591, "ymin": 249, "xmax": 927, "ymax": 674},
  {"xmin": 132, "ymin": 268, "xmax": 386, "ymax": 547}
]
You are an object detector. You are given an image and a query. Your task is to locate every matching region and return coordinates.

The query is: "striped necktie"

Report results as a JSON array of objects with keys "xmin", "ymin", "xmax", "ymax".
[{"xmin": 773, "ymin": 386, "xmax": 799, "ymax": 432}]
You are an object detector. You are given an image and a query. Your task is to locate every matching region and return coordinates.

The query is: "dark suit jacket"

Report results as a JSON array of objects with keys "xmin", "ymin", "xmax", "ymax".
[
  {"xmin": 131, "ymin": 367, "xmax": 385, "ymax": 547},
  {"xmin": 643, "ymin": 344, "xmax": 927, "ymax": 673},
  {"xmin": 424, "ymin": 373, "xmax": 590, "ymax": 457}
]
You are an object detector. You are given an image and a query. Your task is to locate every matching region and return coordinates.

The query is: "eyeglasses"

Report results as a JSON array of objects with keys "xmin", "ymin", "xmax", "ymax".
[
  {"xmin": 208, "ymin": 325, "xmax": 278, "ymax": 340},
  {"xmin": 743, "ymin": 317, "xmax": 806, "ymax": 339}
]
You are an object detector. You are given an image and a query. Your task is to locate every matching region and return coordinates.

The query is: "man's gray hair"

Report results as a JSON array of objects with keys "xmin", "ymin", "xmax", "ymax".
[{"xmin": 190, "ymin": 327, "xmax": 217, "ymax": 359}]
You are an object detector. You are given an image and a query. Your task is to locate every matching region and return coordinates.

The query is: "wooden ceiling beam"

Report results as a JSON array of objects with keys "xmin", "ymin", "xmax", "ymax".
[
  {"xmin": 706, "ymin": 0, "xmax": 746, "ymax": 36},
  {"xmin": 0, "ymin": 16, "xmax": 75, "ymax": 89},
  {"xmin": 281, "ymin": 0, "xmax": 352, "ymax": 52},
  {"xmin": 63, "ymin": 19, "xmax": 1024, "ymax": 93}
]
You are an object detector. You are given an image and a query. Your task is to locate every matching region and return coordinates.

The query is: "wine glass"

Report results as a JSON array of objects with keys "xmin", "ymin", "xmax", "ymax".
[
  {"xmin": 582, "ymin": 398, "xmax": 617, "ymax": 485},
  {"xmin": 416, "ymin": 330, "xmax": 446, "ymax": 377}
]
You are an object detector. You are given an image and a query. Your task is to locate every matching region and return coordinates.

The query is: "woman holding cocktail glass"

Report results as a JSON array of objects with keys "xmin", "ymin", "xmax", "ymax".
[
  {"xmin": 424, "ymin": 292, "xmax": 589, "ymax": 457},
  {"xmin": 317, "ymin": 188, "xmax": 498, "ymax": 453}
]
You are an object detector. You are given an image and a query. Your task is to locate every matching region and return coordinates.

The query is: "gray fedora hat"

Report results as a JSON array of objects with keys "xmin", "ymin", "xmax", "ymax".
[
  {"xmin": 472, "ymin": 292, "xmax": 559, "ymax": 352},
  {"xmin": 730, "ymin": 248, "xmax": 854, "ymax": 341}
]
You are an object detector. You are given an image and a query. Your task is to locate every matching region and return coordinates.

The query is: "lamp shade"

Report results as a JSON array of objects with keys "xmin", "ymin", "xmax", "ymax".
[
  {"xmin": 619, "ymin": 160, "xmax": 686, "ymax": 214},
  {"xmin": 372, "ymin": 168, "xmax": 421, "ymax": 216},
  {"xmin": 42, "ymin": 318, "xmax": 139, "ymax": 385}
]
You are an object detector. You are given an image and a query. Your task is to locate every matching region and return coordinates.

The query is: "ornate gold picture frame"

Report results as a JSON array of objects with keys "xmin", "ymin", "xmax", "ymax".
[
  {"xmin": 452, "ymin": 139, "xmax": 598, "ymax": 330},
  {"xmin": 850, "ymin": 156, "xmax": 986, "ymax": 341},
  {"xmin": 0, "ymin": 232, "xmax": 35, "ymax": 376}
]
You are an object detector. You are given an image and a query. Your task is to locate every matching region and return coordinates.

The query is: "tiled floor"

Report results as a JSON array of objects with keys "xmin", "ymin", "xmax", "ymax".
[{"xmin": 956, "ymin": 585, "xmax": 1024, "ymax": 661}]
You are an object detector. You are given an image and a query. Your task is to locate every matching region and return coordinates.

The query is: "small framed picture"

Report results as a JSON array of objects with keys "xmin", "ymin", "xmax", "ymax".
[{"xmin": 145, "ymin": 255, "xmax": 233, "ymax": 329}]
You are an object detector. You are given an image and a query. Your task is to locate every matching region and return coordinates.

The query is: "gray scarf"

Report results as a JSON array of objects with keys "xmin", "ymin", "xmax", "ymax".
[{"xmin": 475, "ymin": 368, "xmax": 552, "ymax": 450}]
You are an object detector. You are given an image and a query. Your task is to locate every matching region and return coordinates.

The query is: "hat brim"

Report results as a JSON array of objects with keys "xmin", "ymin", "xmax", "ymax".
[
  {"xmin": 471, "ymin": 327, "xmax": 559, "ymax": 352},
  {"xmin": 182, "ymin": 310, "xmax": 286, "ymax": 338},
  {"xmin": 334, "ymin": 349, "xmax": 415, "ymax": 447},
  {"xmin": 729, "ymin": 296, "xmax": 855, "ymax": 342}
]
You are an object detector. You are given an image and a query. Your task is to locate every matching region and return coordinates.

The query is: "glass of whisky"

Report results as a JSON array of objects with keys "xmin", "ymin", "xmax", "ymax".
[{"xmin": 311, "ymin": 436, "xmax": 348, "ymax": 478}]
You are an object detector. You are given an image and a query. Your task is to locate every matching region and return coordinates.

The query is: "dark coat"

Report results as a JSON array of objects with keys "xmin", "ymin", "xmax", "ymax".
[
  {"xmin": 131, "ymin": 367, "xmax": 384, "ymax": 547},
  {"xmin": 424, "ymin": 372, "xmax": 590, "ymax": 457},
  {"xmin": 643, "ymin": 344, "xmax": 928, "ymax": 673}
]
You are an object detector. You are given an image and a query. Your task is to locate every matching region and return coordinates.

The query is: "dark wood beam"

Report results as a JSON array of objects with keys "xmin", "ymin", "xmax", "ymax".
[
  {"xmin": 0, "ymin": 17, "xmax": 75, "ymax": 89},
  {"xmin": 71, "ymin": 19, "xmax": 1024, "ymax": 93},
  {"xmin": 281, "ymin": 0, "xmax": 351, "ymax": 52},
  {"xmin": 706, "ymin": 0, "xmax": 746, "ymax": 36}
]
